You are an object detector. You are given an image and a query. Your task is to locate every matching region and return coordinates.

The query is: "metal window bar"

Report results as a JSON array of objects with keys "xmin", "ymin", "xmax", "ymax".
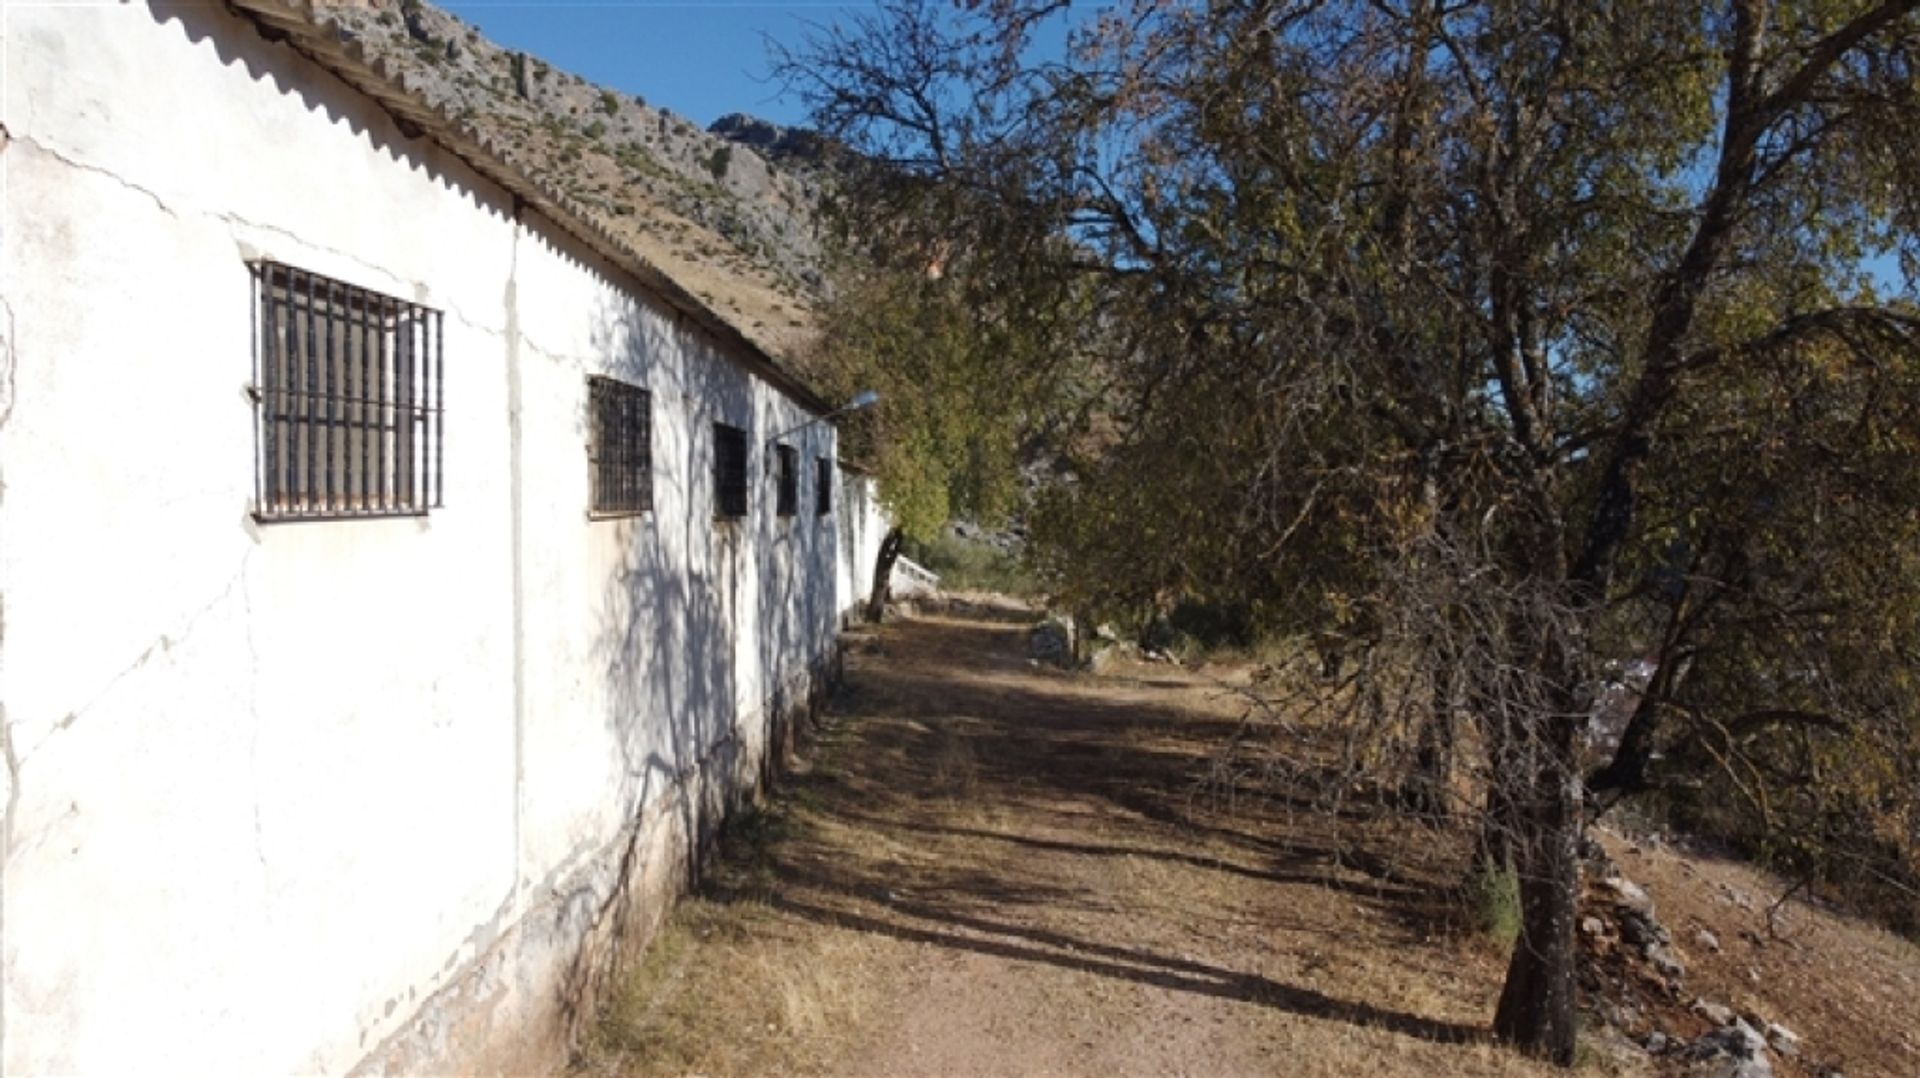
[
  {"xmin": 714, "ymin": 422, "xmax": 749, "ymax": 519},
  {"xmin": 396, "ymin": 309, "xmax": 415, "ymax": 508},
  {"xmin": 375, "ymin": 293, "xmax": 388, "ymax": 508},
  {"xmin": 250, "ymin": 262, "xmax": 445, "ymax": 520},
  {"xmin": 816, "ymin": 456, "xmax": 833, "ymax": 516},
  {"xmin": 775, "ymin": 444, "xmax": 798, "ymax": 517},
  {"xmin": 588, "ymin": 376, "xmax": 653, "ymax": 516}
]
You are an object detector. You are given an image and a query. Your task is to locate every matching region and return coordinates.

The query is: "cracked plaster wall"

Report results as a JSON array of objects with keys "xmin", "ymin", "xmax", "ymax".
[{"xmin": 0, "ymin": 4, "xmax": 873, "ymax": 1074}]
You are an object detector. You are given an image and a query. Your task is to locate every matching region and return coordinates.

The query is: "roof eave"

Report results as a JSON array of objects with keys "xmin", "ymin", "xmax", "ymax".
[{"xmin": 224, "ymin": 0, "xmax": 836, "ymax": 417}]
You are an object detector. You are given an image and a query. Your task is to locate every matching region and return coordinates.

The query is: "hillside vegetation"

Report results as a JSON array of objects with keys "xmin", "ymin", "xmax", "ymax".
[{"xmin": 310, "ymin": 0, "xmax": 832, "ymax": 361}]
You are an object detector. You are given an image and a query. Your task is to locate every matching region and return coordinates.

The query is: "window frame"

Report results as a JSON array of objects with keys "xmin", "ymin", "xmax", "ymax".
[
  {"xmin": 774, "ymin": 443, "xmax": 799, "ymax": 518},
  {"xmin": 250, "ymin": 260, "xmax": 445, "ymax": 523},
  {"xmin": 586, "ymin": 375, "xmax": 653, "ymax": 519},
  {"xmin": 713, "ymin": 422, "xmax": 749, "ymax": 520}
]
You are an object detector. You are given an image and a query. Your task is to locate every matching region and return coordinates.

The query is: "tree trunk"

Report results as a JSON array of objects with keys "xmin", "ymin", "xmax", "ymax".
[
  {"xmin": 1589, "ymin": 612, "xmax": 1703, "ymax": 798},
  {"xmin": 1401, "ymin": 663, "xmax": 1456, "ymax": 821},
  {"xmin": 1588, "ymin": 688, "xmax": 1659, "ymax": 795},
  {"xmin": 1491, "ymin": 712, "xmax": 1583, "ymax": 1065},
  {"xmin": 865, "ymin": 526, "xmax": 904, "ymax": 623}
]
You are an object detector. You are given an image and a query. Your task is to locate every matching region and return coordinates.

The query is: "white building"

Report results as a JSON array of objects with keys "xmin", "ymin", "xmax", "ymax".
[{"xmin": 0, "ymin": 1, "xmax": 890, "ymax": 1071}]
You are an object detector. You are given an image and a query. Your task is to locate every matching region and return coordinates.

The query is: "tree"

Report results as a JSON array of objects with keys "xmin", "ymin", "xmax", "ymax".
[
  {"xmin": 784, "ymin": 0, "xmax": 1920, "ymax": 1061},
  {"xmin": 804, "ymin": 237, "xmax": 1084, "ymax": 619}
]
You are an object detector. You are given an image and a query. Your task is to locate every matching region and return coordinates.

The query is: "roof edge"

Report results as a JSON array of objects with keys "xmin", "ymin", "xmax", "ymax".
[{"xmin": 224, "ymin": 0, "xmax": 836, "ymax": 417}]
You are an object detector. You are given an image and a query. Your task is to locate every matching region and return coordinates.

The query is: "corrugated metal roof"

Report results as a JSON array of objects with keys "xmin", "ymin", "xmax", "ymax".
[{"xmin": 226, "ymin": 0, "xmax": 835, "ymax": 416}]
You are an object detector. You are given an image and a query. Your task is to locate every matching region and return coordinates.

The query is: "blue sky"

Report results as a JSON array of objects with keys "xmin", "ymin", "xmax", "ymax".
[
  {"xmin": 439, "ymin": 2, "xmax": 1910, "ymax": 297},
  {"xmin": 443, "ymin": 1, "xmax": 866, "ymax": 129}
]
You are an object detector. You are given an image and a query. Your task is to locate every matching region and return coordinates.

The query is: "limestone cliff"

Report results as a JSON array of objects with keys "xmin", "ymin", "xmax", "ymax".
[{"xmin": 312, "ymin": 0, "xmax": 832, "ymax": 363}]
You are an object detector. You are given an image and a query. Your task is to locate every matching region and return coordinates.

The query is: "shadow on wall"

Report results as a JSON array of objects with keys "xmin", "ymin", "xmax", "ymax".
[
  {"xmin": 558, "ymin": 278, "xmax": 755, "ymax": 1035},
  {"xmin": 754, "ymin": 417, "xmax": 836, "ymax": 787},
  {"xmin": 151, "ymin": 0, "xmax": 831, "ymax": 1057}
]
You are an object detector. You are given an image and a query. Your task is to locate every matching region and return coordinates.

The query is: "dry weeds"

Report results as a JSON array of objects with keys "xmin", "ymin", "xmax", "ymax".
[
  {"xmin": 572, "ymin": 608, "xmax": 1913, "ymax": 1077},
  {"xmin": 1593, "ymin": 831, "xmax": 1920, "ymax": 1076},
  {"xmin": 575, "ymin": 895, "xmax": 891, "ymax": 1076}
]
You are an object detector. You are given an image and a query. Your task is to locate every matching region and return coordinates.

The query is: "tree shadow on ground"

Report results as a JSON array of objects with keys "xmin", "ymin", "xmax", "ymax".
[
  {"xmin": 766, "ymin": 894, "xmax": 1485, "ymax": 1045},
  {"xmin": 707, "ymin": 612, "xmax": 1489, "ymax": 1049}
]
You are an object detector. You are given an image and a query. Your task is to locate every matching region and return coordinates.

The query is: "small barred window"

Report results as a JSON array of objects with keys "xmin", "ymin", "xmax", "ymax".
[
  {"xmin": 588, "ymin": 377, "xmax": 652, "ymax": 516},
  {"xmin": 251, "ymin": 262, "xmax": 444, "ymax": 520},
  {"xmin": 775, "ymin": 444, "xmax": 798, "ymax": 517},
  {"xmin": 816, "ymin": 456, "xmax": 833, "ymax": 516},
  {"xmin": 714, "ymin": 422, "xmax": 749, "ymax": 519}
]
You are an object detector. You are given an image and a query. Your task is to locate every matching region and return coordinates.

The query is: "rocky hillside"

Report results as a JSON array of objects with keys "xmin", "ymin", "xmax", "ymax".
[{"xmin": 313, "ymin": 0, "xmax": 833, "ymax": 362}]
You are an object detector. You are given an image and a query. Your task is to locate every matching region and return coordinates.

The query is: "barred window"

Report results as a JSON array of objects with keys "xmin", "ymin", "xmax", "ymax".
[
  {"xmin": 775, "ymin": 444, "xmax": 798, "ymax": 517},
  {"xmin": 588, "ymin": 377, "xmax": 652, "ymax": 516},
  {"xmin": 816, "ymin": 456, "xmax": 833, "ymax": 516},
  {"xmin": 714, "ymin": 422, "xmax": 749, "ymax": 519},
  {"xmin": 251, "ymin": 262, "xmax": 444, "ymax": 520}
]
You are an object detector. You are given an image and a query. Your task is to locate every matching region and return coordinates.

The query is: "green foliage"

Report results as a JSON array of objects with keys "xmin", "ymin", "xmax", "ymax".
[
  {"xmin": 1165, "ymin": 599, "xmax": 1255, "ymax": 652},
  {"xmin": 806, "ymin": 260, "xmax": 1081, "ymax": 545},
  {"xmin": 583, "ymin": 119, "xmax": 606, "ymax": 140},
  {"xmin": 905, "ymin": 532, "xmax": 1034, "ymax": 595},
  {"xmin": 785, "ymin": 0, "xmax": 1920, "ymax": 1050},
  {"xmin": 614, "ymin": 141, "xmax": 667, "ymax": 180},
  {"xmin": 705, "ymin": 146, "xmax": 733, "ymax": 182},
  {"xmin": 1466, "ymin": 864, "xmax": 1522, "ymax": 948},
  {"xmin": 598, "ymin": 89, "xmax": 621, "ymax": 115}
]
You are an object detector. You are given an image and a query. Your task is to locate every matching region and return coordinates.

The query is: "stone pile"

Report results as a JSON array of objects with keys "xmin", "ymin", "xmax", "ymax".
[{"xmin": 1576, "ymin": 840, "xmax": 1808, "ymax": 1078}]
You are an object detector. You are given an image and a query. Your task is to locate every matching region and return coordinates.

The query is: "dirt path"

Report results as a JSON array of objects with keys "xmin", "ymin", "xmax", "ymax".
[{"xmin": 582, "ymin": 604, "xmax": 1566, "ymax": 1077}]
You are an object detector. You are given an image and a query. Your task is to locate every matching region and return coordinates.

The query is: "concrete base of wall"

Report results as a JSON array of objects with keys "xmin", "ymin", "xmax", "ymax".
[{"xmin": 350, "ymin": 645, "xmax": 843, "ymax": 1076}]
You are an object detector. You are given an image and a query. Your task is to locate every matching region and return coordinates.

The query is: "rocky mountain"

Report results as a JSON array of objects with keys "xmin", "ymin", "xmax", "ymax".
[
  {"xmin": 708, "ymin": 113, "xmax": 836, "ymax": 171},
  {"xmin": 311, "ymin": 0, "xmax": 833, "ymax": 362}
]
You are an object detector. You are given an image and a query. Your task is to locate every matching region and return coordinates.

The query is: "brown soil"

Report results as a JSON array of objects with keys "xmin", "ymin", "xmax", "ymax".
[
  {"xmin": 1587, "ymin": 831, "xmax": 1920, "ymax": 1077},
  {"xmin": 577, "ymin": 605, "xmax": 1916, "ymax": 1077}
]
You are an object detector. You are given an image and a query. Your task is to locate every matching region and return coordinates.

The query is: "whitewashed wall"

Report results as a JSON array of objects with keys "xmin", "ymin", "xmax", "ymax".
[
  {"xmin": 0, "ymin": 4, "xmax": 860, "ymax": 1073},
  {"xmin": 835, "ymin": 468, "xmax": 892, "ymax": 622}
]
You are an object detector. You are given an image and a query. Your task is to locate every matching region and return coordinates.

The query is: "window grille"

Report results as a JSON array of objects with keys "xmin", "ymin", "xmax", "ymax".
[
  {"xmin": 714, "ymin": 422, "xmax": 749, "ymax": 519},
  {"xmin": 251, "ymin": 262, "xmax": 444, "ymax": 520},
  {"xmin": 816, "ymin": 456, "xmax": 833, "ymax": 516},
  {"xmin": 588, "ymin": 377, "xmax": 652, "ymax": 516},
  {"xmin": 775, "ymin": 444, "xmax": 798, "ymax": 517}
]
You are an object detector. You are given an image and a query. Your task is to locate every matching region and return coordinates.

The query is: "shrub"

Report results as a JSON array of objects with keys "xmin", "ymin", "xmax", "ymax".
[
  {"xmin": 1166, "ymin": 597, "xmax": 1254, "ymax": 650},
  {"xmin": 905, "ymin": 531, "xmax": 1033, "ymax": 595},
  {"xmin": 1465, "ymin": 863, "xmax": 1522, "ymax": 946}
]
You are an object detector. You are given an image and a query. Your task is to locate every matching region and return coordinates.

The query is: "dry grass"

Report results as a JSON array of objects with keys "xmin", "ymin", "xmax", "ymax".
[
  {"xmin": 575, "ymin": 896, "xmax": 890, "ymax": 1076},
  {"xmin": 1596, "ymin": 832, "xmax": 1920, "ymax": 1076},
  {"xmin": 570, "ymin": 611, "xmax": 1917, "ymax": 1077},
  {"xmin": 573, "ymin": 790, "xmax": 898, "ymax": 1076},
  {"xmin": 926, "ymin": 720, "xmax": 981, "ymax": 801}
]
